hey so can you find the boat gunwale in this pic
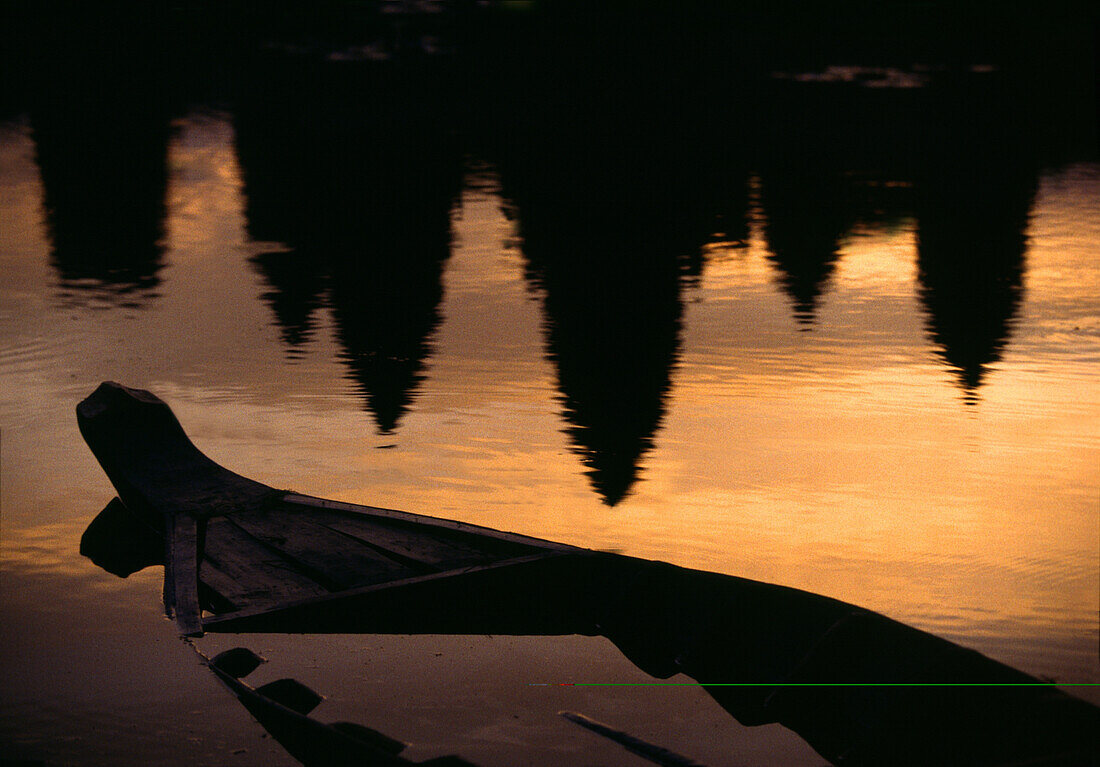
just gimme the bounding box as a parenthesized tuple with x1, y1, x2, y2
(280, 492, 587, 554)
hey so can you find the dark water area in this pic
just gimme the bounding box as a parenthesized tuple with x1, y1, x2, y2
(1, 2, 1097, 765)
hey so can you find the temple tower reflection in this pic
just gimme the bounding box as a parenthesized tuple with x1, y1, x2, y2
(490, 87, 725, 504)
(758, 163, 850, 329)
(915, 168, 1034, 397)
(29, 11, 171, 306)
(914, 71, 1037, 399)
(234, 52, 461, 432)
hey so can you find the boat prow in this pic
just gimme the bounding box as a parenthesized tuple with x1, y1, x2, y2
(78, 381, 600, 638)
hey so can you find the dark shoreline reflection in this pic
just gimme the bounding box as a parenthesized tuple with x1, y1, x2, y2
(11, 0, 1094, 494)
(233, 50, 461, 433)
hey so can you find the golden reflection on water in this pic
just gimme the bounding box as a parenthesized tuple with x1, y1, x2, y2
(1, 111, 1097, 722)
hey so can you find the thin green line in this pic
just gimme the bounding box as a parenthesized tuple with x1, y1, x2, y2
(541, 683, 1099, 687)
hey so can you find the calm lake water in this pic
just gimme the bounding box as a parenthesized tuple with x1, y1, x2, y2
(1, 4, 1097, 765)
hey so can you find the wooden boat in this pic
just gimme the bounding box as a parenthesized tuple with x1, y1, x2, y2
(77, 381, 603, 638)
(78, 382, 1099, 766)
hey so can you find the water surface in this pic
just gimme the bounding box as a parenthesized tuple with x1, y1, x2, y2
(1, 5, 1097, 765)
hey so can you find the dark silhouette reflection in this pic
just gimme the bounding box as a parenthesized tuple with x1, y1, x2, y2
(249, 250, 326, 352)
(748, 60, 1043, 387)
(751, 71, 897, 330)
(478, 24, 746, 503)
(80, 498, 164, 577)
(916, 169, 1033, 396)
(518, 208, 685, 507)
(915, 73, 1038, 399)
(27, 8, 171, 306)
(749, 63, 927, 330)
(329, 216, 452, 434)
(13, 0, 1092, 491)
(79, 382, 1100, 767)
(234, 53, 460, 431)
(501, 172, 693, 505)
(759, 164, 852, 329)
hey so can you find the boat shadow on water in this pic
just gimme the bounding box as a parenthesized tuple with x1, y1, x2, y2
(77, 382, 1099, 767)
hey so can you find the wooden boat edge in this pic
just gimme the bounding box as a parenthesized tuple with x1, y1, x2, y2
(281, 493, 586, 555)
